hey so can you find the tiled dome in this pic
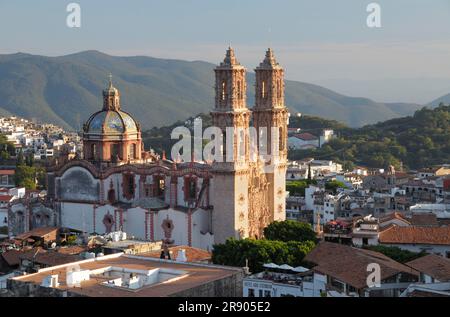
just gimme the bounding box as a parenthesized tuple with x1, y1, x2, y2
(85, 110, 138, 134)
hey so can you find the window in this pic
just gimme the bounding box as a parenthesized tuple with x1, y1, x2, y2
(91, 144, 97, 160)
(264, 290, 271, 297)
(258, 289, 263, 297)
(221, 81, 226, 101)
(129, 143, 137, 159)
(184, 177, 197, 201)
(363, 238, 369, 246)
(262, 81, 266, 99)
(237, 80, 242, 99)
(122, 174, 135, 200)
(248, 288, 255, 297)
(108, 188, 116, 204)
(153, 175, 165, 197)
(111, 144, 120, 161)
(1, 175, 7, 185)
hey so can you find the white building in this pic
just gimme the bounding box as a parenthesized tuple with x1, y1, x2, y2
(243, 267, 326, 297)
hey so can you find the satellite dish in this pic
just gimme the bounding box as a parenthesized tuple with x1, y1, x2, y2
(50, 242, 57, 249)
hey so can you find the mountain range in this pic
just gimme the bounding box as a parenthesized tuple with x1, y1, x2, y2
(0, 50, 429, 130)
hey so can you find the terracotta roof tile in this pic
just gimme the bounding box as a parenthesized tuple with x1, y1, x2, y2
(379, 226, 450, 245)
(406, 254, 450, 282)
(304, 242, 418, 289)
(410, 213, 439, 227)
(292, 133, 318, 141)
(1, 250, 22, 266)
(139, 246, 211, 263)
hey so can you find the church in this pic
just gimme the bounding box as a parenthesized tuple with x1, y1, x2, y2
(41, 48, 288, 250)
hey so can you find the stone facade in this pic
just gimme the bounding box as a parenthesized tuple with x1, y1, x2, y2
(42, 48, 288, 249)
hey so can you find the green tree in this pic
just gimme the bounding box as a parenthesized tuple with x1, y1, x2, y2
(325, 180, 346, 193)
(364, 245, 426, 263)
(14, 165, 37, 189)
(16, 149, 24, 165)
(264, 220, 317, 243)
(212, 238, 315, 273)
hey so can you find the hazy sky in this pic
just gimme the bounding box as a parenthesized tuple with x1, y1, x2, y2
(1, 0, 450, 103)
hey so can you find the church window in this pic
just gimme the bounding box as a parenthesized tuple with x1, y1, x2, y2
(111, 144, 120, 161)
(237, 80, 243, 99)
(277, 79, 282, 98)
(153, 175, 165, 197)
(108, 188, 116, 204)
(91, 144, 97, 160)
(129, 143, 137, 159)
(122, 174, 135, 200)
(279, 127, 283, 151)
(221, 81, 226, 101)
(184, 177, 197, 201)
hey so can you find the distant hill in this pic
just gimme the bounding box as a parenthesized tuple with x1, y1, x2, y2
(289, 104, 450, 170)
(428, 93, 450, 107)
(0, 50, 422, 130)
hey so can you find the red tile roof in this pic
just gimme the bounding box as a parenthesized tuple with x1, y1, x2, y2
(406, 254, 450, 282)
(140, 246, 211, 263)
(0, 195, 14, 202)
(292, 133, 318, 141)
(15, 227, 58, 241)
(1, 250, 22, 266)
(379, 226, 450, 245)
(410, 213, 439, 227)
(304, 242, 418, 289)
(0, 170, 15, 175)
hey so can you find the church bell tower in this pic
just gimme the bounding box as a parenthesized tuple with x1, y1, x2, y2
(253, 48, 288, 222)
(211, 47, 252, 244)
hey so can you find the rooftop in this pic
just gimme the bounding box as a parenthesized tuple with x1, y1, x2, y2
(406, 254, 450, 282)
(11, 253, 243, 297)
(304, 242, 418, 289)
(379, 226, 450, 245)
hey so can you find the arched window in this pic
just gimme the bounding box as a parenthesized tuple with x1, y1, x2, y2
(129, 143, 137, 159)
(279, 127, 283, 151)
(277, 79, 282, 98)
(91, 144, 97, 160)
(108, 188, 116, 204)
(111, 144, 120, 161)
(237, 80, 242, 99)
(221, 81, 226, 101)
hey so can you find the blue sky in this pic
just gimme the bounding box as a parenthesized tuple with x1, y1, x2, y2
(1, 0, 450, 103)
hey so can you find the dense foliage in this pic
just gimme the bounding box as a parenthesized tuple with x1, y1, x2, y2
(212, 238, 316, 273)
(0, 134, 15, 161)
(212, 220, 317, 272)
(364, 245, 426, 263)
(289, 104, 450, 170)
(286, 179, 316, 196)
(325, 180, 346, 193)
(263, 220, 317, 243)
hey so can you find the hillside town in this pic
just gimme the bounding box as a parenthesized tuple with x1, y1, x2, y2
(0, 49, 449, 299)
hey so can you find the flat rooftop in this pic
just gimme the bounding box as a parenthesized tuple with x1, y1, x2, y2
(11, 253, 242, 297)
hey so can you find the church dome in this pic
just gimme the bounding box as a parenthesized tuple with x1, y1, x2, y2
(83, 75, 140, 135)
(85, 110, 139, 134)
